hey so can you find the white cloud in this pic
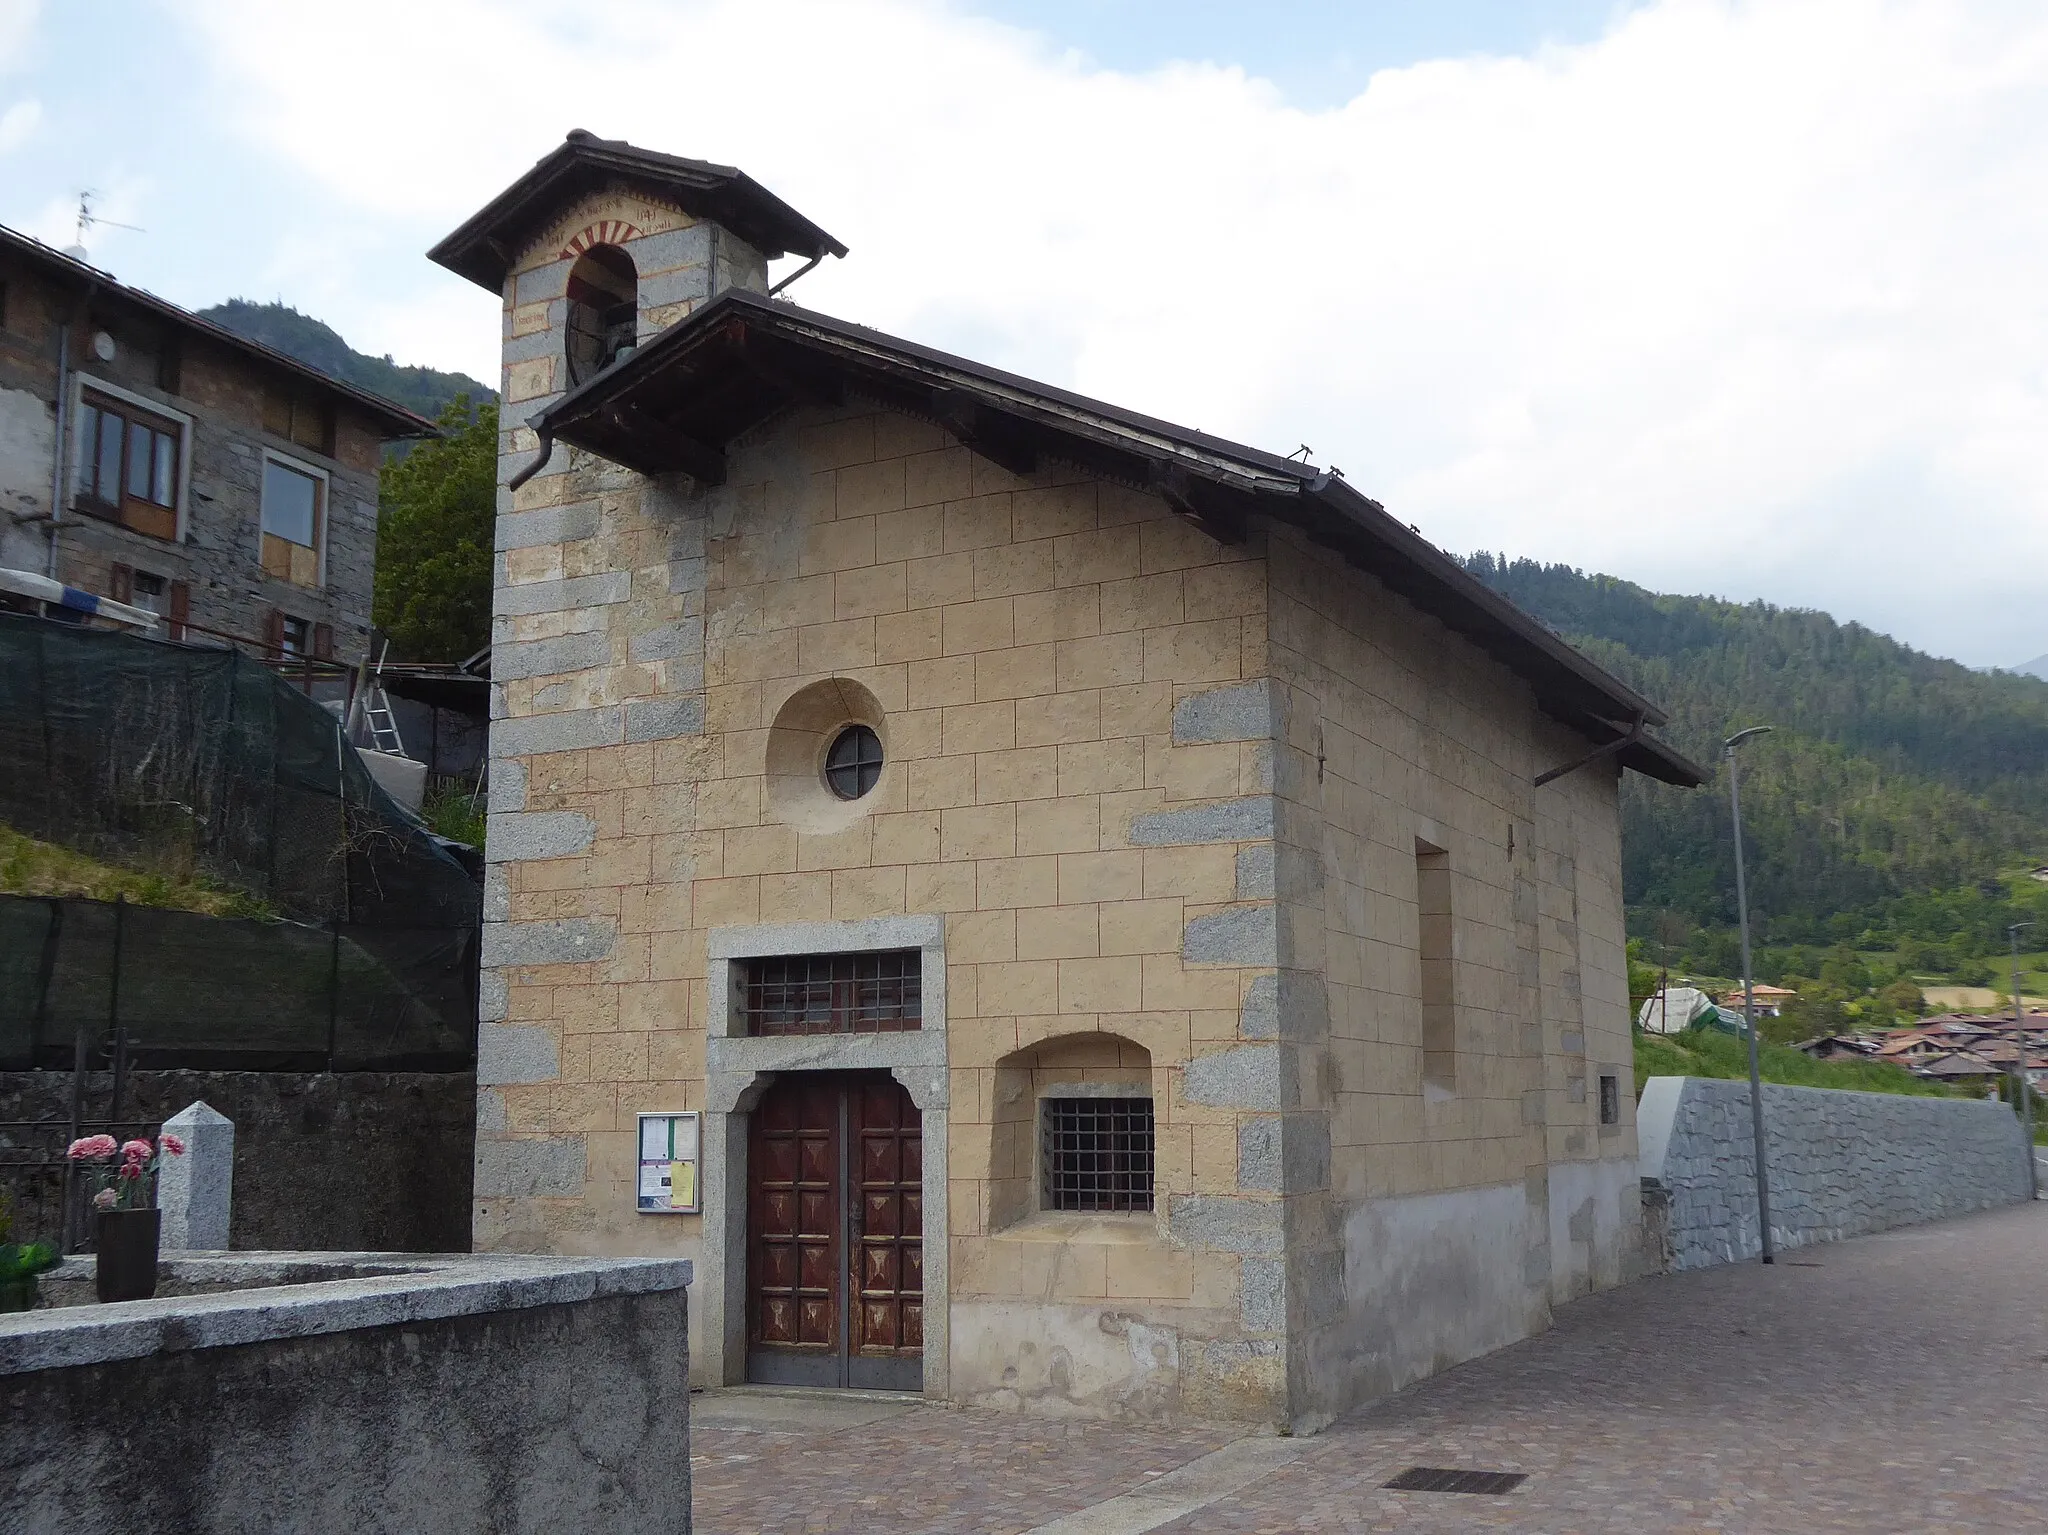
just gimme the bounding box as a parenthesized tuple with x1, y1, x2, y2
(171, 0, 2048, 664)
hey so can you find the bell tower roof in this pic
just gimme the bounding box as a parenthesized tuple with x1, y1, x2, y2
(429, 129, 846, 292)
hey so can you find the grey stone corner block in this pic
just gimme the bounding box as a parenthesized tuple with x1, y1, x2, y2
(1184, 1043, 1290, 1110)
(1234, 844, 1275, 900)
(494, 570, 633, 619)
(1239, 970, 1328, 1042)
(624, 695, 705, 744)
(1238, 1254, 1286, 1332)
(489, 631, 612, 683)
(1172, 679, 1274, 745)
(490, 705, 625, 760)
(495, 501, 599, 551)
(486, 758, 528, 815)
(484, 809, 597, 865)
(480, 917, 617, 969)
(478, 968, 510, 1024)
(477, 1023, 562, 1086)
(474, 1136, 587, 1199)
(158, 1101, 233, 1252)
(1128, 795, 1274, 849)
(627, 623, 704, 664)
(1183, 904, 1279, 967)
(1167, 1194, 1285, 1255)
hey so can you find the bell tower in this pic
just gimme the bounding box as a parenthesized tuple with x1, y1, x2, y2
(431, 129, 845, 491)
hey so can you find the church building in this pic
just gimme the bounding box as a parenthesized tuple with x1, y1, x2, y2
(432, 132, 1703, 1429)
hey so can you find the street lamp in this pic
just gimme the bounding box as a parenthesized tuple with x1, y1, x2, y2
(1726, 725, 1775, 1264)
(2010, 922, 2038, 1199)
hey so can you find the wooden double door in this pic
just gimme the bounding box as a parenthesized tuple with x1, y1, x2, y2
(747, 1072, 924, 1391)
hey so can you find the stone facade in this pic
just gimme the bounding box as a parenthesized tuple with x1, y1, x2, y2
(0, 231, 422, 658)
(1638, 1075, 2033, 1270)
(460, 148, 1668, 1430)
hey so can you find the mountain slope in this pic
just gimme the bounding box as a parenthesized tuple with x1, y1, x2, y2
(197, 300, 494, 420)
(1463, 554, 2048, 974)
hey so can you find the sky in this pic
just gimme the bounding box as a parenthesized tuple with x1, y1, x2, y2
(2, 0, 2043, 670)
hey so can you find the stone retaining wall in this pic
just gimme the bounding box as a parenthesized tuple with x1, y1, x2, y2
(1637, 1076, 2032, 1270)
(0, 1253, 691, 1532)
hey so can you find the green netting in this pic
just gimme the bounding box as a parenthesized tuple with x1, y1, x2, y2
(0, 897, 476, 1070)
(0, 612, 480, 930)
(0, 614, 479, 1069)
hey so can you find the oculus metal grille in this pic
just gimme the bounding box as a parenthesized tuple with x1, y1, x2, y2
(1382, 1467, 1528, 1496)
(1042, 1097, 1154, 1212)
(825, 725, 884, 800)
(742, 951, 921, 1036)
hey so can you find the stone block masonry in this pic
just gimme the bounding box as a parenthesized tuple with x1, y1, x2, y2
(1637, 1075, 2033, 1270)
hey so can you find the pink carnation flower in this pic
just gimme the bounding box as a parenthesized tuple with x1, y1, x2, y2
(67, 1134, 118, 1160)
(92, 1189, 117, 1210)
(120, 1139, 153, 1163)
(116, 1159, 143, 1180)
(158, 1133, 186, 1157)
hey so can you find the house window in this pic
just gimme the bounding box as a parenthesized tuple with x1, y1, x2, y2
(1599, 1074, 1620, 1127)
(1417, 840, 1456, 1094)
(260, 456, 325, 588)
(1042, 1097, 1154, 1213)
(564, 244, 638, 385)
(740, 951, 921, 1035)
(75, 390, 180, 540)
(130, 571, 166, 613)
(279, 615, 311, 657)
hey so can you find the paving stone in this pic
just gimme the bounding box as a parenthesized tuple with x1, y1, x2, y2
(691, 1203, 2048, 1533)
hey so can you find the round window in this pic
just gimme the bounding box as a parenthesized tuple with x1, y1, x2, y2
(824, 724, 884, 800)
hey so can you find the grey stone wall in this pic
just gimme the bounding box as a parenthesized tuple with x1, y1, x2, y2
(0, 1070, 473, 1252)
(0, 1253, 690, 1533)
(1637, 1076, 2033, 1270)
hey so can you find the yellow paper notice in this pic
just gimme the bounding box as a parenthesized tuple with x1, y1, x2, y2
(670, 1161, 696, 1210)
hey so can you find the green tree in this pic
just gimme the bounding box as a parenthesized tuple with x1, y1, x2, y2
(375, 398, 496, 661)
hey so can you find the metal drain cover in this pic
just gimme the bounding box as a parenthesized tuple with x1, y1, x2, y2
(1383, 1466, 1528, 1496)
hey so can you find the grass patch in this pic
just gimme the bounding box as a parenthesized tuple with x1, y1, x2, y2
(421, 786, 485, 848)
(0, 825, 272, 919)
(1634, 1024, 1962, 1099)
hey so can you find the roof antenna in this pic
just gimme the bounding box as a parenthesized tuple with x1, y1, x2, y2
(1286, 444, 1314, 462)
(71, 190, 145, 258)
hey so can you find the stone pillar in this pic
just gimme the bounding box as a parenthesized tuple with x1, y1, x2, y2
(159, 1102, 234, 1251)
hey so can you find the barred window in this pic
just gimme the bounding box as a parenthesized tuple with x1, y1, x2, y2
(741, 951, 921, 1036)
(1042, 1097, 1154, 1213)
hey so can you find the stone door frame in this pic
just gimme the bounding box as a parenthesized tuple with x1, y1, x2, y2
(700, 914, 949, 1396)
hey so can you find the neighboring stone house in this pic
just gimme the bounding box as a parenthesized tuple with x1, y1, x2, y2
(0, 225, 434, 659)
(436, 130, 1706, 1430)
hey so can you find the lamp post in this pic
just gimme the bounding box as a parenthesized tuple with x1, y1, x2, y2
(1726, 725, 1775, 1263)
(2010, 922, 2038, 1199)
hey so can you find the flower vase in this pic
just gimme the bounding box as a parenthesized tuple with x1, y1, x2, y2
(95, 1208, 160, 1303)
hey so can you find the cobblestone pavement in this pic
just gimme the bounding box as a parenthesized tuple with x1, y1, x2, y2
(693, 1202, 2048, 1534)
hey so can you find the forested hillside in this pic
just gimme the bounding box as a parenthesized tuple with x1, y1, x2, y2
(1464, 554, 2048, 1011)
(197, 300, 494, 420)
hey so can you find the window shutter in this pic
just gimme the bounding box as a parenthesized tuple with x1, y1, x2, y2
(108, 563, 133, 603)
(263, 607, 286, 657)
(312, 622, 334, 660)
(168, 581, 190, 642)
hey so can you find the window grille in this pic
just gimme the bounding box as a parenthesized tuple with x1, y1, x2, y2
(741, 951, 921, 1036)
(1042, 1097, 1154, 1212)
